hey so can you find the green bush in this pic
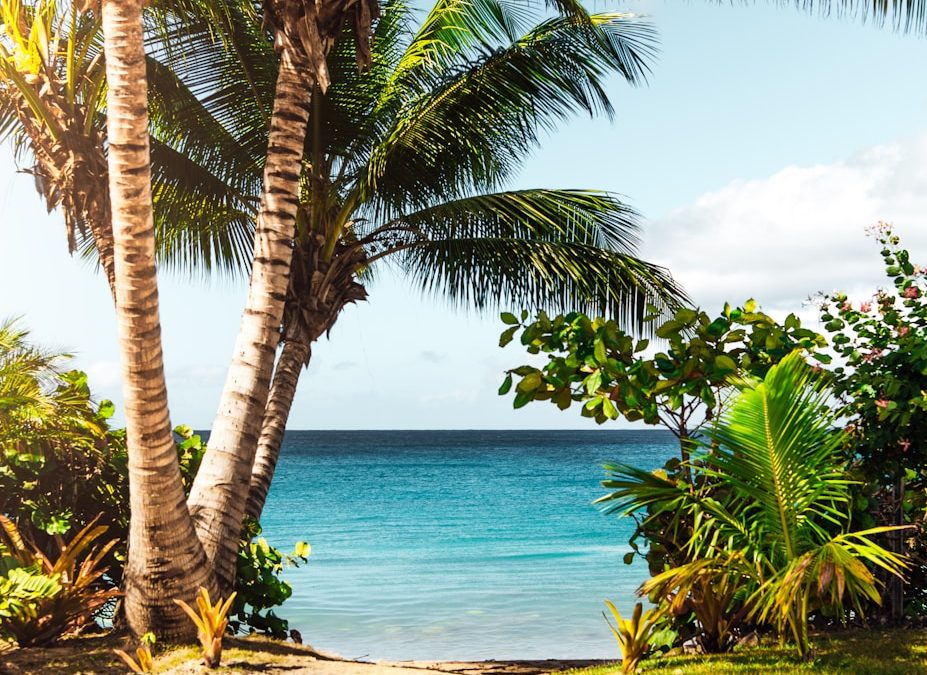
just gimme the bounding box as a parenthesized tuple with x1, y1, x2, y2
(0, 514, 120, 646)
(230, 517, 310, 639)
(601, 353, 906, 658)
(819, 224, 927, 619)
(0, 319, 307, 638)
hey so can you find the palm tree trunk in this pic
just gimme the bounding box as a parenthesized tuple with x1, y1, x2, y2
(101, 0, 215, 639)
(245, 337, 312, 522)
(186, 48, 312, 593)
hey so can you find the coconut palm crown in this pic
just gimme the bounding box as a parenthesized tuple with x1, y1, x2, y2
(151, 0, 690, 519)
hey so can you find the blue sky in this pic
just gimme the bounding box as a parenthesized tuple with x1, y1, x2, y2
(1, 0, 926, 429)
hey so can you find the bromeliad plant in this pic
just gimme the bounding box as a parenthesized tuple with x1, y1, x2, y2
(0, 514, 120, 646)
(174, 587, 237, 668)
(113, 632, 156, 674)
(600, 352, 908, 658)
(603, 600, 669, 674)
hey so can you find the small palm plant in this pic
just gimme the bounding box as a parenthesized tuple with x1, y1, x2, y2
(603, 600, 664, 674)
(614, 352, 907, 658)
(113, 632, 155, 674)
(174, 587, 236, 668)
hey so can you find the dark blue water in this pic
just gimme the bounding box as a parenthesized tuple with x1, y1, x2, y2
(260, 430, 676, 661)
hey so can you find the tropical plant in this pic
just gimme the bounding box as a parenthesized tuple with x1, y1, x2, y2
(603, 600, 668, 673)
(819, 223, 927, 619)
(143, 0, 687, 592)
(232, 0, 686, 529)
(98, 0, 217, 639)
(175, 587, 237, 668)
(0, 568, 61, 640)
(600, 352, 908, 658)
(113, 633, 156, 674)
(183, 0, 382, 595)
(0, 0, 115, 292)
(0, 319, 129, 574)
(230, 517, 310, 638)
(0, 514, 120, 646)
(499, 302, 827, 459)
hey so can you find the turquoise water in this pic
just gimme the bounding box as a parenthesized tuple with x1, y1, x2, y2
(260, 430, 676, 661)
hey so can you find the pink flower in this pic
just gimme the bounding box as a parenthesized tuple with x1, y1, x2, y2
(904, 286, 920, 299)
(840, 301, 852, 312)
(862, 348, 883, 363)
(899, 326, 911, 337)
(859, 302, 872, 313)
(875, 399, 891, 410)
(900, 439, 911, 453)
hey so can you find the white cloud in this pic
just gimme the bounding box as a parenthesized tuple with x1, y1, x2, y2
(643, 133, 927, 315)
(84, 360, 121, 388)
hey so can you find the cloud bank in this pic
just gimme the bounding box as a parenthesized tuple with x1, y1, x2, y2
(643, 134, 927, 315)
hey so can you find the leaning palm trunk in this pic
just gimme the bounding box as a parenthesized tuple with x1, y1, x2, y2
(245, 336, 311, 522)
(188, 0, 378, 587)
(246, 237, 368, 521)
(101, 0, 214, 638)
(186, 47, 315, 592)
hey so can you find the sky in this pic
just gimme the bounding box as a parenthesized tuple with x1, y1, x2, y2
(1, 1, 926, 430)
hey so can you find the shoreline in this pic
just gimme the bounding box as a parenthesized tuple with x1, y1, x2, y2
(0, 634, 615, 675)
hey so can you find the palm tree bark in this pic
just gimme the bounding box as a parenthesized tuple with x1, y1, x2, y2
(101, 0, 215, 638)
(244, 237, 368, 522)
(245, 336, 311, 521)
(186, 48, 312, 593)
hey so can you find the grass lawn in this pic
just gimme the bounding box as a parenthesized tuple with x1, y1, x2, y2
(565, 629, 927, 675)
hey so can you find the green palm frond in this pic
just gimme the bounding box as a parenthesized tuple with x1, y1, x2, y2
(394, 236, 680, 323)
(0, 318, 67, 424)
(704, 353, 850, 560)
(387, 0, 534, 92)
(596, 463, 690, 518)
(370, 189, 642, 251)
(359, 13, 657, 212)
(149, 138, 255, 277)
(785, 0, 927, 33)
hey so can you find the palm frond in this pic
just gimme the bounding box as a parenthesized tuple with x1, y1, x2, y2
(780, 0, 927, 33)
(392, 236, 681, 326)
(357, 13, 657, 215)
(703, 353, 849, 561)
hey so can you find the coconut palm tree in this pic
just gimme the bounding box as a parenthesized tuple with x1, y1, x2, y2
(183, 0, 382, 586)
(99, 0, 214, 638)
(0, 0, 115, 294)
(242, 1, 689, 521)
(149, 0, 687, 589)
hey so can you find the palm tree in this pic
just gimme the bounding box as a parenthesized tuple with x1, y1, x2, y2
(600, 352, 907, 657)
(182, 0, 382, 591)
(99, 0, 214, 638)
(152, 0, 686, 580)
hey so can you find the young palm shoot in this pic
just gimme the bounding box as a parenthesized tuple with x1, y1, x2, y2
(603, 600, 663, 674)
(174, 587, 237, 668)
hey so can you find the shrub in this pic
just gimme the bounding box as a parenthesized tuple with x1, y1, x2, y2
(230, 517, 310, 638)
(0, 320, 306, 637)
(606, 353, 907, 658)
(0, 514, 120, 646)
(819, 223, 927, 619)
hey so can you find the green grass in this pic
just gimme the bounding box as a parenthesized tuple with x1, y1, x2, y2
(565, 629, 927, 675)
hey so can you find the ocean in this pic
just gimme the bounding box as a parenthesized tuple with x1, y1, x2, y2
(259, 429, 677, 661)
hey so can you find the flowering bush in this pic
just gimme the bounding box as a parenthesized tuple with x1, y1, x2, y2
(819, 222, 927, 618)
